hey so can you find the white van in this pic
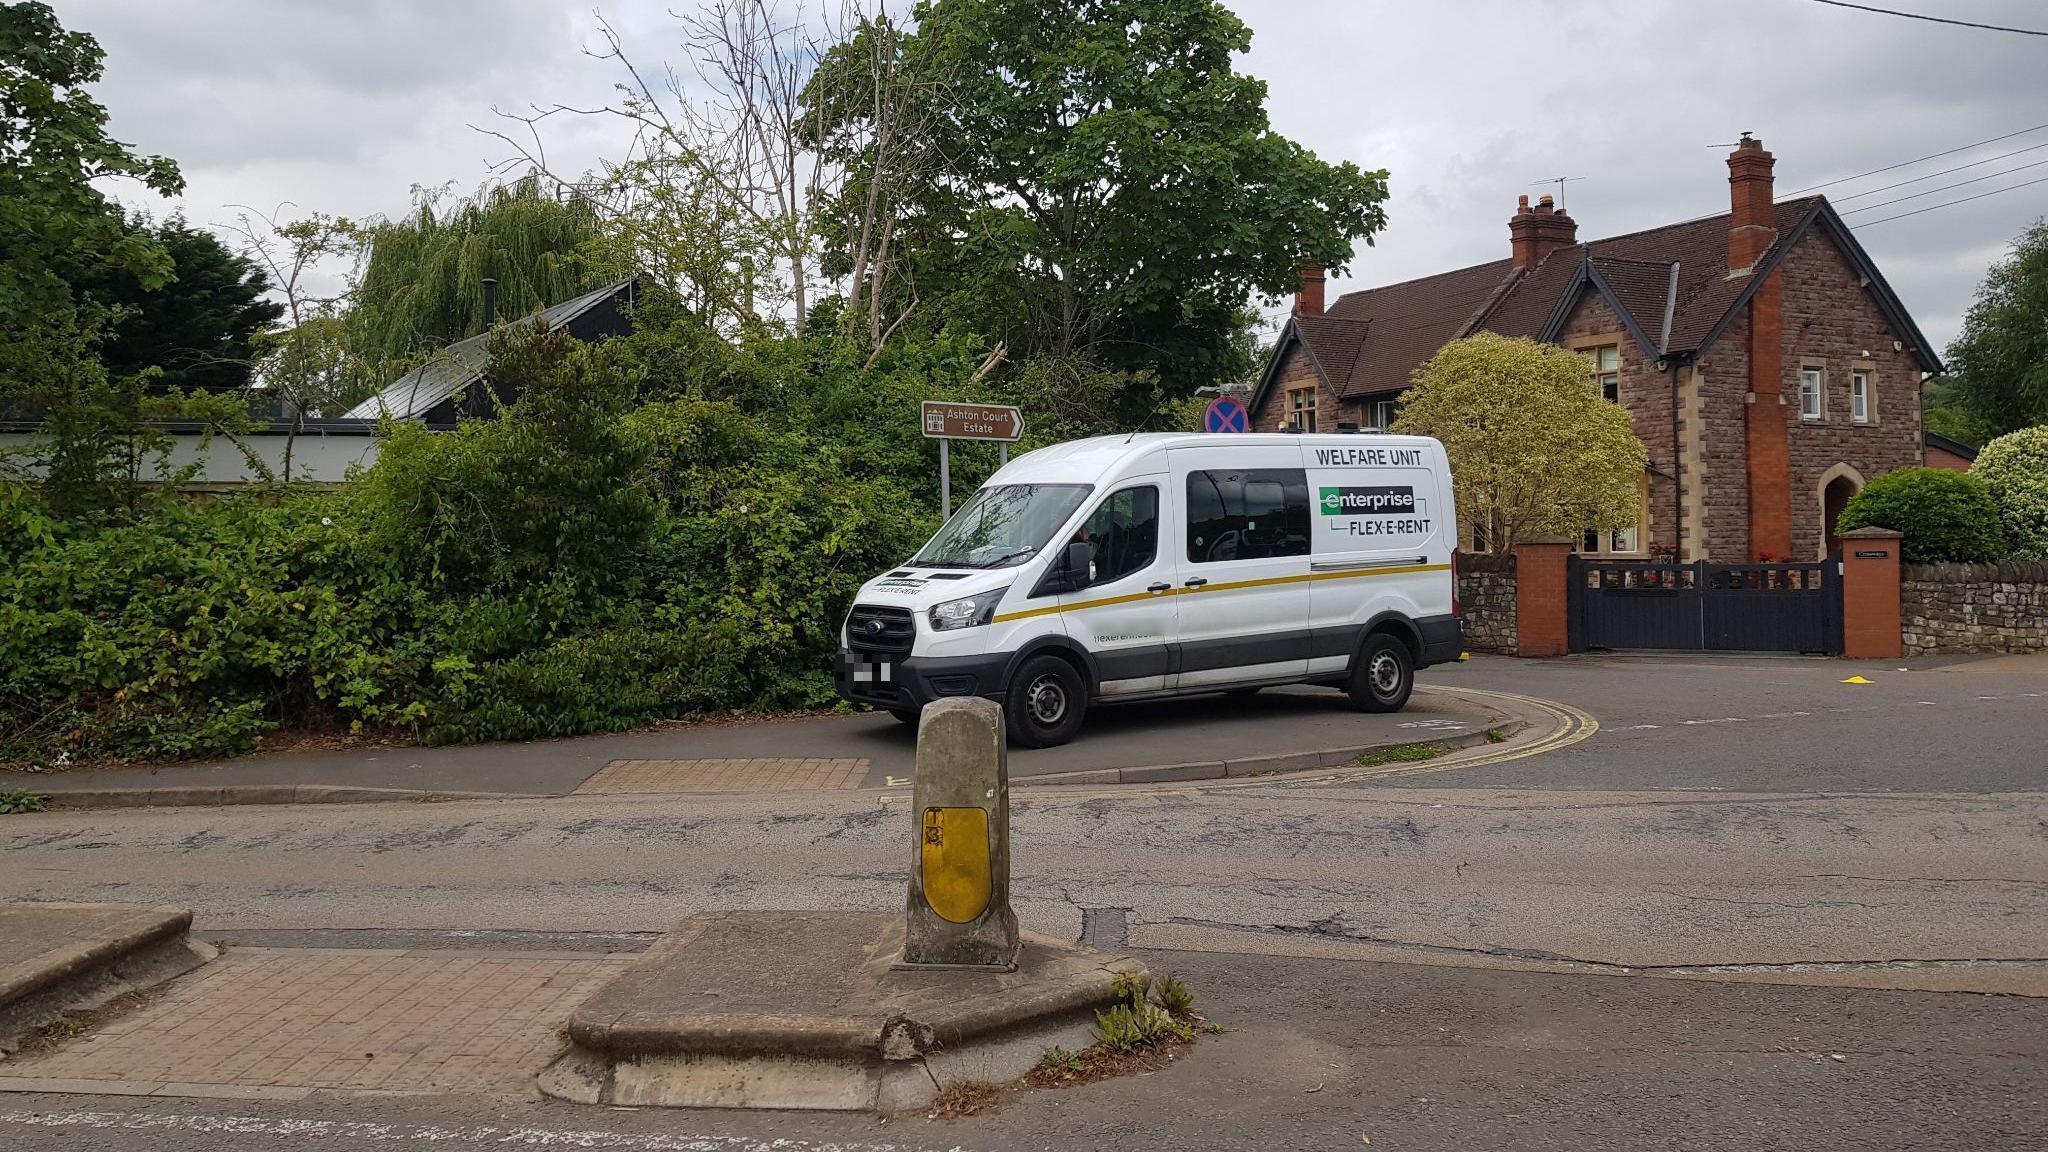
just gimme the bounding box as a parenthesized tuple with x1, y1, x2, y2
(838, 432, 1463, 747)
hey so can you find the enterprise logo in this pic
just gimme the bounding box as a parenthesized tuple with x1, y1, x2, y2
(1319, 485, 1416, 516)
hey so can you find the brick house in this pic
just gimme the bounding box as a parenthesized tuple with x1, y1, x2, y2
(1248, 136, 1944, 562)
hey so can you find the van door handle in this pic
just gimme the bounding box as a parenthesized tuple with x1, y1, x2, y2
(1183, 578, 1208, 589)
(1147, 582, 1171, 594)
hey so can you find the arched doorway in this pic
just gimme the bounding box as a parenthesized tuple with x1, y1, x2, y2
(1823, 474, 1860, 558)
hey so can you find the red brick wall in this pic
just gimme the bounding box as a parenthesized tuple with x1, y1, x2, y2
(1695, 312, 1753, 561)
(1841, 531, 1903, 659)
(1774, 230, 1926, 559)
(1252, 340, 1351, 432)
(1512, 540, 1573, 657)
(1925, 444, 1972, 471)
(1556, 292, 1678, 556)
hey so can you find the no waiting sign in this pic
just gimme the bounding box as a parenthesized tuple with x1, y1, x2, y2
(922, 401, 1024, 442)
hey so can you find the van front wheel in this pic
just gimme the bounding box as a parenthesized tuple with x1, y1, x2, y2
(1347, 634, 1413, 713)
(1005, 655, 1088, 748)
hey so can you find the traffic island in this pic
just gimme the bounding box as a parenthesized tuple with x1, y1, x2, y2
(0, 902, 213, 1054)
(538, 909, 1143, 1111)
(540, 698, 1146, 1112)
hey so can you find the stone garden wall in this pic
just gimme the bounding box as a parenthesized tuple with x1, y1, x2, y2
(1457, 553, 1518, 654)
(1901, 563, 2048, 656)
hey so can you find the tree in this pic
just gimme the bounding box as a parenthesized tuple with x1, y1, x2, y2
(226, 207, 359, 481)
(0, 2, 187, 514)
(1391, 333, 1645, 552)
(348, 177, 605, 366)
(840, 0, 1388, 387)
(1943, 219, 2048, 439)
(77, 214, 283, 393)
(1972, 425, 2048, 561)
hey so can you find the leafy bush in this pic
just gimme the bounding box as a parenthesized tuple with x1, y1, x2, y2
(1972, 426, 2048, 561)
(0, 322, 938, 765)
(1835, 468, 2008, 564)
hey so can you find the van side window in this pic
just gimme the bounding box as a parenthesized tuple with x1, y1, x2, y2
(1075, 485, 1159, 583)
(1186, 469, 1310, 563)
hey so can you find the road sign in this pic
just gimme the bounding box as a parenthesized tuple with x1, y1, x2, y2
(1203, 395, 1250, 433)
(921, 401, 1024, 442)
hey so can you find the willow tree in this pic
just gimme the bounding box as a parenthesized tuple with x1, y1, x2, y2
(347, 176, 605, 367)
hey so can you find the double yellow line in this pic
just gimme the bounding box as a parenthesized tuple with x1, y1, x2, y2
(992, 563, 1454, 624)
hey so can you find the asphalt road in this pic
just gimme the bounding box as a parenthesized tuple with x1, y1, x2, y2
(1, 652, 2042, 1149)
(1429, 652, 2048, 793)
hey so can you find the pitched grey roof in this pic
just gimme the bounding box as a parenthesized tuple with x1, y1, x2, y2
(340, 278, 636, 420)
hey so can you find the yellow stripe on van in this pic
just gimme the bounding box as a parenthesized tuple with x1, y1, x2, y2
(990, 563, 1451, 623)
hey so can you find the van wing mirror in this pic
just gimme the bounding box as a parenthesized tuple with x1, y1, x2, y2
(1063, 541, 1094, 591)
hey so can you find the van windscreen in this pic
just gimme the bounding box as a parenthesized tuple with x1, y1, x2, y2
(912, 484, 1093, 569)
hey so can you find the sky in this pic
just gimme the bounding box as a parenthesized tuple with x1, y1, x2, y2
(60, 0, 2048, 357)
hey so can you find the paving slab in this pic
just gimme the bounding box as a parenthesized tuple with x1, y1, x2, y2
(542, 910, 1142, 1111)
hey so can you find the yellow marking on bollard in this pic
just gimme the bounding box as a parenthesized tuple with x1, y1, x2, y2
(920, 807, 992, 924)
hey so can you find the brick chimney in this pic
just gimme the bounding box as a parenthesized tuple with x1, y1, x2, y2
(1509, 194, 1578, 269)
(1727, 133, 1777, 273)
(1295, 264, 1326, 317)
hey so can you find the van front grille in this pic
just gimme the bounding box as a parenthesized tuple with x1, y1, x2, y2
(847, 604, 915, 657)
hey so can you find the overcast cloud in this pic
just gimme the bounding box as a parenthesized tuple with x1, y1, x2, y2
(61, 0, 2048, 356)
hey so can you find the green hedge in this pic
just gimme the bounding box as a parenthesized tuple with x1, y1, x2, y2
(1835, 467, 2007, 564)
(0, 326, 934, 768)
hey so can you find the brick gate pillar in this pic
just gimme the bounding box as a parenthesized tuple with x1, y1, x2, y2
(1513, 537, 1576, 657)
(1839, 527, 1903, 659)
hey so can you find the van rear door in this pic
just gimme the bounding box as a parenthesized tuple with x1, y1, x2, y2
(1304, 441, 1448, 676)
(1167, 444, 1312, 688)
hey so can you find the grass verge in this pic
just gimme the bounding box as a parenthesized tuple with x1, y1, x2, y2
(1352, 742, 1448, 768)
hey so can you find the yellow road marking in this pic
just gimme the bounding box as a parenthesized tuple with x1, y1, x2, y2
(991, 563, 1453, 624)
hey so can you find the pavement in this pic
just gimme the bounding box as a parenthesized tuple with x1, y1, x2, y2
(14, 675, 1520, 803)
(0, 947, 2040, 1151)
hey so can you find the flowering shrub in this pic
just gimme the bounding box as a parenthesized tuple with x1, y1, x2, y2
(1972, 426, 2048, 561)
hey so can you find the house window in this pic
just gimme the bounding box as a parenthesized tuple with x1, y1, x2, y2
(1286, 385, 1317, 432)
(1582, 525, 1642, 556)
(1584, 344, 1621, 403)
(1370, 399, 1399, 430)
(1800, 367, 1825, 421)
(1579, 475, 1649, 556)
(1851, 370, 1871, 424)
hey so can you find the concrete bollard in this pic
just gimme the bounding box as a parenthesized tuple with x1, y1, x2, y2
(899, 697, 1020, 971)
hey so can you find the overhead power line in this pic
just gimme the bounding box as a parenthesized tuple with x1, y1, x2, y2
(1782, 121, 2048, 197)
(1855, 172, 2048, 227)
(1841, 156, 2048, 214)
(1832, 139, 2048, 203)
(1803, 0, 2048, 37)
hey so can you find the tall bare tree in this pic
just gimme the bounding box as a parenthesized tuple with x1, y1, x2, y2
(225, 206, 359, 483)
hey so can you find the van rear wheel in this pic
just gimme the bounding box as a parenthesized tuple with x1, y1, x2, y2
(1005, 655, 1088, 748)
(1347, 634, 1413, 713)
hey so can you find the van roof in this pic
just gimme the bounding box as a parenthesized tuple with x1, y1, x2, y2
(990, 431, 1442, 485)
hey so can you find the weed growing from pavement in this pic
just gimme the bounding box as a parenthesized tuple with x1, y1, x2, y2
(0, 789, 49, 814)
(1486, 727, 1507, 743)
(1353, 743, 1447, 767)
(1023, 971, 1212, 1091)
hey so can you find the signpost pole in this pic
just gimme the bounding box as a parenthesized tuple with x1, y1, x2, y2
(939, 438, 951, 520)
(998, 443, 1008, 468)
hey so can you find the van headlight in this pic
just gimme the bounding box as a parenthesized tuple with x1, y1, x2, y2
(929, 588, 1008, 631)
